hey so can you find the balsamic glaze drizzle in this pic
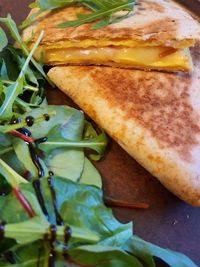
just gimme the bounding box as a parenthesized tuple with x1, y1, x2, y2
(35, 137, 48, 144)
(19, 127, 45, 178)
(32, 180, 49, 221)
(49, 171, 54, 177)
(25, 116, 35, 127)
(5, 114, 74, 266)
(48, 225, 57, 267)
(10, 118, 22, 125)
(48, 176, 64, 226)
(43, 114, 50, 121)
(29, 143, 44, 178)
(63, 226, 72, 259)
(18, 127, 32, 137)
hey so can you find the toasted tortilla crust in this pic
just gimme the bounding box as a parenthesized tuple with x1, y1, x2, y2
(48, 44, 200, 206)
(22, 0, 200, 48)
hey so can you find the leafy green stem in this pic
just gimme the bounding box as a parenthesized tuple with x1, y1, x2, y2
(4, 220, 100, 244)
(42, 139, 106, 149)
(0, 159, 35, 217)
(40, 133, 107, 158)
(0, 111, 56, 133)
(0, 159, 27, 188)
(9, 130, 34, 143)
(13, 188, 35, 218)
(2, 80, 39, 92)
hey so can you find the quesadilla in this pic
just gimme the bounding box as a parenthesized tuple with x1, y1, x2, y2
(48, 43, 200, 206)
(22, 0, 200, 72)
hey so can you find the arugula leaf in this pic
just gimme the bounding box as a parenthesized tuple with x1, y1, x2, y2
(0, 47, 23, 81)
(22, 0, 136, 30)
(57, 1, 135, 29)
(0, 15, 52, 85)
(0, 31, 44, 120)
(38, 0, 75, 10)
(0, 28, 8, 52)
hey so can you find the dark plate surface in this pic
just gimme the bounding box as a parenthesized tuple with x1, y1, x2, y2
(0, 1, 200, 266)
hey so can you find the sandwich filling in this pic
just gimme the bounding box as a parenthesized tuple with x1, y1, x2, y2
(34, 45, 192, 72)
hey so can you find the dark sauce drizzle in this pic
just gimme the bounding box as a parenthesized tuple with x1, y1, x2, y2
(25, 116, 35, 127)
(18, 127, 32, 137)
(32, 179, 49, 221)
(19, 119, 49, 222)
(35, 137, 48, 145)
(19, 128, 45, 178)
(29, 143, 44, 178)
(10, 118, 22, 125)
(48, 224, 57, 267)
(63, 226, 72, 259)
(8, 115, 73, 266)
(43, 114, 50, 121)
(48, 175, 64, 226)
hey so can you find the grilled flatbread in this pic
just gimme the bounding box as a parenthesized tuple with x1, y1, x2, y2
(48, 44, 200, 206)
(22, 0, 200, 72)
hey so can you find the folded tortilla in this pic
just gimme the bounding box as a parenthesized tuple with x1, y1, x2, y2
(22, 0, 200, 72)
(48, 44, 200, 206)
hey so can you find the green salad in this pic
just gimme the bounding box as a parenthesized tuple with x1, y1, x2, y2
(0, 12, 198, 267)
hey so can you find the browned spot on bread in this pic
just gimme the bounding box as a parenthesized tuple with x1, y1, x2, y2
(136, 0, 165, 13)
(90, 66, 200, 161)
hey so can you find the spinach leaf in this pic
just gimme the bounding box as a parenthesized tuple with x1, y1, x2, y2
(45, 148, 85, 181)
(21, 105, 84, 139)
(0, 175, 196, 267)
(124, 236, 198, 267)
(12, 138, 38, 178)
(79, 157, 102, 188)
(0, 28, 8, 52)
(69, 245, 143, 267)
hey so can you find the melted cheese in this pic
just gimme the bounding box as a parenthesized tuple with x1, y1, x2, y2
(35, 46, 191, 72)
